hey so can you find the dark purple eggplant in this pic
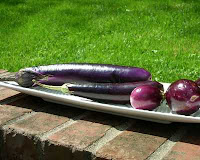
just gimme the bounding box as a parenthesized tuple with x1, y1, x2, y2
(33, 80, 163, 104)
(15, 63, 151, 87)
(165, 79, 200, 115)
(130, 85, 163, 110)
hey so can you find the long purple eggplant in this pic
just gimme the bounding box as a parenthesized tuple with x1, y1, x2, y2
(33, 80, 163, 104)
(15, 63, 152, 87)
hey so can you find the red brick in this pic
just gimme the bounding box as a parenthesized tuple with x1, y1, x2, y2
(0, 88, 22, 102)
(0, 97, 39, 160)
(37, 100, 86, 118)
(0, 70, 7, 74)
(163, 124, 200, 160)
(3, 112, 69, 160)
(95, 121, 178, 160)
(44, 112, 127, 160)
(0, 96, 55, 126)
(0, 85, 5, 90)
(3, 99, 85, 160)
(44, 143, 73, 160)
(0, 105, 31, 126)
(7, 112, 69, 134)
(48, 112, 126, 148)
(8, 96, 46, 110)
(43, 142, 91, 160)
(4, 132, 38, 160)
(9, 95, 85, 116)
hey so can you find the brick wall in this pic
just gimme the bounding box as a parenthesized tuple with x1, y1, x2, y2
(0, 70, 200, 160)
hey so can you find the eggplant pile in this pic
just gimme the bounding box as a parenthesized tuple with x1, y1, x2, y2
(11, 63, 164, 105)
(8, 63, 200, 116)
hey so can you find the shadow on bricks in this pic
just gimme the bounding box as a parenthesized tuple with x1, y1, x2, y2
(7, 95, 129, 127)
(178, 123, 200, 145)
(0, 91, 25, 105)
(8, 95, 87, 118)
(125, 120, 181, 140)
(5, 94, 187, 137)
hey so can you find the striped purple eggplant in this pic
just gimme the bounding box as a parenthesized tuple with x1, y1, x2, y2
(33, 80, 163, 104)
(15, 63, 152, 87)
(165, 79, 200, 115)
(130, 85, 163, 110)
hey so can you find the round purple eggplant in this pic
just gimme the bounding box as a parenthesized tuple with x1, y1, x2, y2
(165, 79, 200, 115)
(130, 85, 163, 110)
(15, 63, 151, 87)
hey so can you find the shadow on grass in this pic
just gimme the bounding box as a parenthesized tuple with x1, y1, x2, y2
(0, 0, 60, 35)
(56, 0, 127, 31)
(1, 0, 126, 32)
(0, 0, 25, 6)
(181, 0, 200, 3)
(16, 1, 58, 16)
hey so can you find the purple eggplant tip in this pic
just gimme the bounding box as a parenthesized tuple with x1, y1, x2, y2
(15, 69, 43, 87)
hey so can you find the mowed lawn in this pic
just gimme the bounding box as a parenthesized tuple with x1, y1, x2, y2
(0, 0, 200, 83)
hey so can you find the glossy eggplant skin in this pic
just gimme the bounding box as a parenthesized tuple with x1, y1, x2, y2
(165, 79, 200, 115)
(130, 85, 163, 110)
(65, 81, 163, 104)
(15, 63, 151, 87)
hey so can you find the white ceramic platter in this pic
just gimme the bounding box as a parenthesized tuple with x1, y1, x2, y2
(1, 81, 200, 124)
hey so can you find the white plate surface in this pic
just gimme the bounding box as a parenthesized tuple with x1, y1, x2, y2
(1, 81, 200, 124)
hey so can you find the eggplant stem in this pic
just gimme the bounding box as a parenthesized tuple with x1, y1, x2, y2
(39, 74, 53, 81)
(161, 90, 165, 96)
(32, 80, 72, 94)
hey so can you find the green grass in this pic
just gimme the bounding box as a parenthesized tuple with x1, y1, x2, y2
(0, 0, 200, 83)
